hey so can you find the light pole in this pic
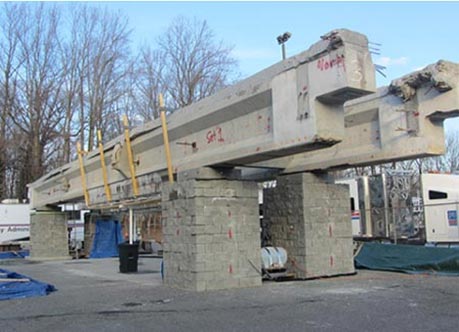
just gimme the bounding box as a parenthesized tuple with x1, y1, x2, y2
(277, 32, 292, 60)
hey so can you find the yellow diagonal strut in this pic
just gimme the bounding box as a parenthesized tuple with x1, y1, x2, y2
(123, 115, 140, 196)
(159, 93, 174, 183)
(76, 142, 90, 206)
(97, 130, 112, 202)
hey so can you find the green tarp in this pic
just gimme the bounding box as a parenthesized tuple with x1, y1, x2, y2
(355, 243, 459, 275)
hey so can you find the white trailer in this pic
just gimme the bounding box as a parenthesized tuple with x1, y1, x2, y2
(60, 204, 89, 250)
(0, 203, 30, 243)
(339, 173, 459, 244)
(335, 178, 362, 236)
(422, 173, 459, 243)
(0, 202, 89, 247)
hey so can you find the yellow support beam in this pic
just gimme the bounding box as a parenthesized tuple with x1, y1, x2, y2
(123, 115, 140, 197)
(97, 130, 112, 202)
(159, 93, 174, 183)
(76, 142, 90, 206)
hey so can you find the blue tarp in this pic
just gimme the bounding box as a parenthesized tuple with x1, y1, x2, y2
(0, 250, 29, 259)
(0, 268, 56, 301)
(90, 219, 124, 258)
(355, 242, 459, 275)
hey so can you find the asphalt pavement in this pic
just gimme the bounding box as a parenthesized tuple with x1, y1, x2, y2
(1, 256, 458, 332)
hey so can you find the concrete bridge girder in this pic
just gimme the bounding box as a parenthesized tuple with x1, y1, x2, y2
(28, 30, 459, 210)
(29, 29, 376, 208)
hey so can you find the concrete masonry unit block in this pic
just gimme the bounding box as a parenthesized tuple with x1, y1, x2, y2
(264, 172, 354, 279)
(162, 171, 261, 291)
(30, 211, 71, 260)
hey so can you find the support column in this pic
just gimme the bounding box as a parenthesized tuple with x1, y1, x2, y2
(264, 172, 354, 279)
(161, 167, 261, 291)
(30, 211, 70, 260)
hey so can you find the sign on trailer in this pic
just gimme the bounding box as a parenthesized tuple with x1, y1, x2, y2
(0, 204, 30, 243)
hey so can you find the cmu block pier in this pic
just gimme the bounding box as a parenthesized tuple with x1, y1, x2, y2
(264, 173, 354, 279)
(161, 168, 261, 291)
(30, 211, 70, 260)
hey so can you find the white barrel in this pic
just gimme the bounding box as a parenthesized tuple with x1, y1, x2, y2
(261, 247, 288, 270)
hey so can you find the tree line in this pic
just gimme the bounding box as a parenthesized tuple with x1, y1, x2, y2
(0, 3, 237, 200)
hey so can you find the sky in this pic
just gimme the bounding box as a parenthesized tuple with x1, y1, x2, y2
(94, 1, 459, 131)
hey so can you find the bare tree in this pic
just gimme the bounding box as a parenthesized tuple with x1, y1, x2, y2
(441, 131, 459, 172)
(420, 131, 459, 173)
(132, 47, 167, 122)
(158, 16, 237, 108)
(5, 4, 66, 199)
(0, 3, 23, 199)
(86, 7, 131, 151)
(68, 5, 132, 151)
(59, 5, 83, 164)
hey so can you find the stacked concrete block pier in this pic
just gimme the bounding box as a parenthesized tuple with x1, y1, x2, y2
(161, 168, 261, 291)
(264, 173, 354, 279)
(30, 211, 70, 260)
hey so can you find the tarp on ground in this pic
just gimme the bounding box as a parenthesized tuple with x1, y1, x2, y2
(0, 268, 56, 301)
(355, 242, 459, 275)
(0, 250, 29, 259)
(90, 219, 124, 258)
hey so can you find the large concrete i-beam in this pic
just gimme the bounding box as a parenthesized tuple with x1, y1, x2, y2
(29, 30, 459, 209)
(29, 29, 378, 208)
(27, 29, 459, 290)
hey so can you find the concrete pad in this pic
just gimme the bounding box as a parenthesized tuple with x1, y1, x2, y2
(1, 258, 459, 332)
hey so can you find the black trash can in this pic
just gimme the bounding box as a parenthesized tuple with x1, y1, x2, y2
(118, 242, 139, 273)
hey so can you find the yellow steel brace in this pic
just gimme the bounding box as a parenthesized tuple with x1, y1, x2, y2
(97, 130, 112, 202)
(123, 115, 140, 196)
(76, 142, 90, 206)
(159, 94, 174, 183)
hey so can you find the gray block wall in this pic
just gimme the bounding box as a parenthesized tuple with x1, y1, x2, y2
(30, 211, 70, 260)
(161, 168, 261, 291)
(264, 173, 354, 278)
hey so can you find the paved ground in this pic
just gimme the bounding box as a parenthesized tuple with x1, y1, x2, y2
(1, 256, 459, 332)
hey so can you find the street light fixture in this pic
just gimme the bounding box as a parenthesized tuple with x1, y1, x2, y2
(277, 32, 292, 60)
